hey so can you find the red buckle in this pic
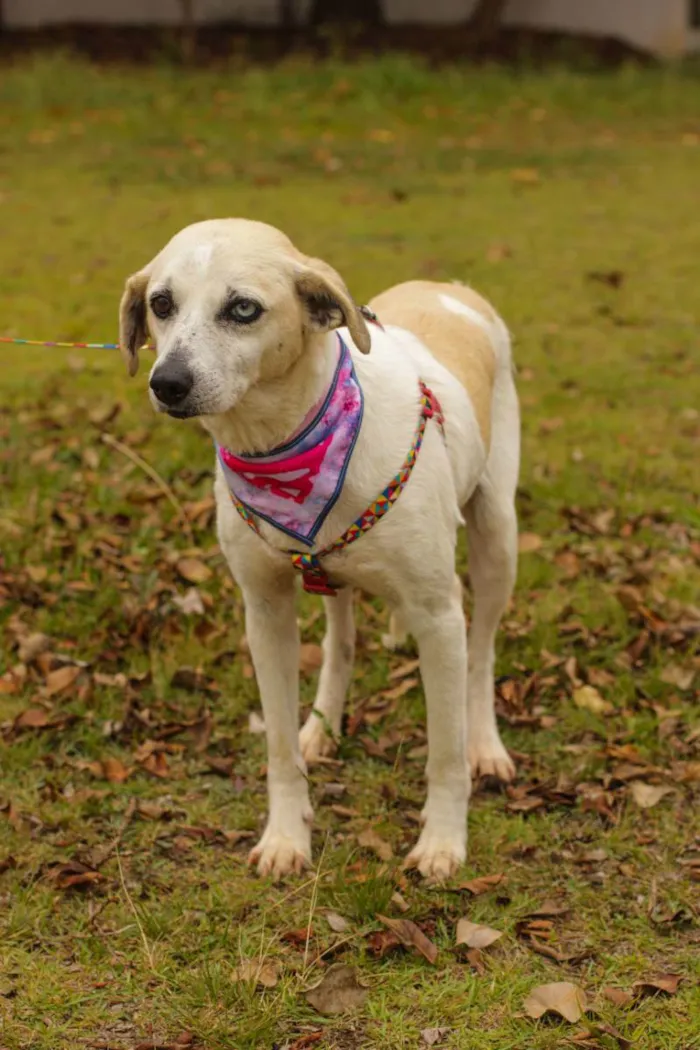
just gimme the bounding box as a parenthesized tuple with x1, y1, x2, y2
(302, 569, 338, 597)
(421, 385, 444, 426)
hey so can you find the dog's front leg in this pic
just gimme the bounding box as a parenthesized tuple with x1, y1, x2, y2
(244, 583, 313, 879)
(404, 577, 470, 881)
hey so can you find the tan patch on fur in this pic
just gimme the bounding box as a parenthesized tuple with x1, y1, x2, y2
(369, 280, 497, 446)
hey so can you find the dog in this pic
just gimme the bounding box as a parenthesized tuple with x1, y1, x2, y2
(119, 219, 520, 881)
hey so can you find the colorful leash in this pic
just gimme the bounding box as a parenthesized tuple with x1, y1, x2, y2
(1, 336, 122, 351)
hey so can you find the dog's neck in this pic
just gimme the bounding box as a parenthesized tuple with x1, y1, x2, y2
(201, 332, 338, 455)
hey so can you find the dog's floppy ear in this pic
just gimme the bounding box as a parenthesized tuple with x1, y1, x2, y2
(118, 267, 151, 377)
(295, 257, 371, 354)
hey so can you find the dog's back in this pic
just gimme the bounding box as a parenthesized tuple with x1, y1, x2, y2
(369, 280, 505, 452)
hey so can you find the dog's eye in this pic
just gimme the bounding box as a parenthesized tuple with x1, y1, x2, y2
(150, 293, 173, 320)
(229, 298, 263, 324)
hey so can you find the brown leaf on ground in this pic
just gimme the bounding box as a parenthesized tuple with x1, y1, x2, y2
(204, 755, 235, 777)
(13, 707, 50, 730)
(660, 663, 695, 690)
(377, 915, 438, 964)
(138, 751, 171, 778)
(299, 643, 323, 676)
(523, 981, 588, 1023)
(287, 1033, 323, 1050)
(17, 632, 51, 663)
(324, 910, 349, 933)
(357, 827, 393, 861)
(176, 556, 212, 583)
(455, 918, 503, 950)
(172, 587, 206, 615)
(365, 928, 402, 958)
(421, 1028, 450, 1046)
(457, 873, 506, 895)
(388, 657, 420, 681)
(573, 685, 612, 715)
(232, 958, 280, 989)
(100, 756, 131, 783)
(281, 925, 313, 946)
(629, 781, 673, 809)
(518, 532, 543, 553)
(602, 986, 633, 1007)
(632, 973, 682, 998)
(524, 900, 570, 919)
(171, 666, 219, 694)
(47, 861, 103, 891)
(136, 801, 173, 821)
(305, 965, 368, 1015)
(44, 664, 82, 697)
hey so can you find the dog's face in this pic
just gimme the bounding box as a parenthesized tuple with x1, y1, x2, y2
(119, 219, 370, 419)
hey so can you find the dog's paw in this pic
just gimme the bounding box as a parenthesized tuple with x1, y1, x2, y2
(299, 712, 338, 764)
(248, 824, 312, 881)
(469, 734, 516, 782)
(404, 829, 466, 882)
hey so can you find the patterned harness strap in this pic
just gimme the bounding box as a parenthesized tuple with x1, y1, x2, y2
(230, 380, 445, 597)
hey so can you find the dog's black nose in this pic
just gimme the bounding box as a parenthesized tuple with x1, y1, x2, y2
(150, 362, 194, 406)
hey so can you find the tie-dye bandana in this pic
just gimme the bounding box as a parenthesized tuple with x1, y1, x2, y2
(217, 336, 364, 546)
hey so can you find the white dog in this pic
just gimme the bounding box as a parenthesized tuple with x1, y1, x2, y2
(119, 219, 519, 881)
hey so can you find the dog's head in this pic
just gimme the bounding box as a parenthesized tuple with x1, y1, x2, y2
(119, 219, 370, 419)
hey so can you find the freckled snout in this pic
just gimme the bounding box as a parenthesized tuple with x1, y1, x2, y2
(150, 360, 194, 409)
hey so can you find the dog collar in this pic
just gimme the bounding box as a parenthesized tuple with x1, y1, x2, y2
(229, 377, 446, 597)
(218, 336, 363, 547)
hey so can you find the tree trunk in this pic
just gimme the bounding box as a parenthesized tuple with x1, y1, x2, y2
(280, 0, 296, 30)
(179, 0, 196, 63)
(309, 0, 383, 26)
(468, 0, 508, 41)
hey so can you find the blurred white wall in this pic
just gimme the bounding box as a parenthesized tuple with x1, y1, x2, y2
(3, 0, 698, 56)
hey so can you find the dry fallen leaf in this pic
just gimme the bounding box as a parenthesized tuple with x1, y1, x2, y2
(457, 873, 506, 895)
(305, 965, 368, 1015)
(523, 981, 588, 1023)
(629, 781, 673, 809)
(173, 587, 206, 615)
(324, 910, 349, 933)
(632, 973, 682, 998)
(176, 556, 212, 584)
(660, 664, 695, 690)
(13, 707, 50, 730)
(232, 958, 280, 989)
(518, 532, 543, 553)
(573, 685, 613, 716)
(602, 986, 633, 1007)
(377, 915, 438, 964)
(299, 643, 323, 676)
(357, 827, 393, 861)
(44, 664, 82, 697)
(17, 632, 51, 663)
(455, 918, 503, 950)
(421, 1028, 450, 1046)
(99, 756, 131, 783)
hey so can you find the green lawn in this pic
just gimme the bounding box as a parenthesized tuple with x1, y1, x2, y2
(1, 53, 699, 1050)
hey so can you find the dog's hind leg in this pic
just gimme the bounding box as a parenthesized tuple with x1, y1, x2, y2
(382, 609, 410, 651)
(299, 588, 355, 763)
(464, 358, 519, 782)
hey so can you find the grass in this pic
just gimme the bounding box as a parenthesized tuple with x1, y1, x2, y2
(1, 52, 699, 1050)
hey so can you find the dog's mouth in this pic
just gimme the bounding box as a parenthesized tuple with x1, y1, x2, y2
(165, 406, 197, 420)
